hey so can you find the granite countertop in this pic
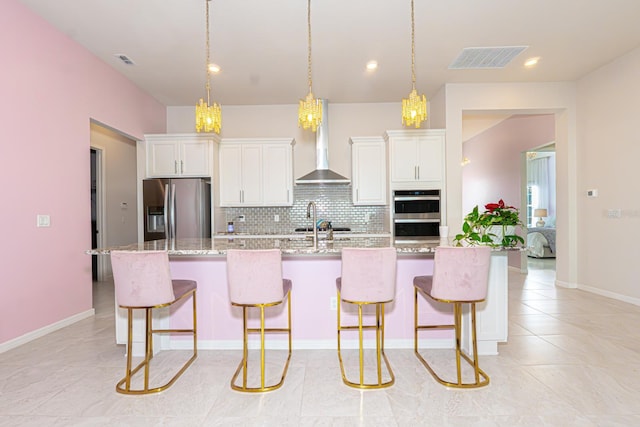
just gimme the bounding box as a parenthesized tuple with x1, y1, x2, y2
(87, 236, 442, 256)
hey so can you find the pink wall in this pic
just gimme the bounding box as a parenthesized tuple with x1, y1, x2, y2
(0, 1, 166, 345)
(462, 114, 555, 267)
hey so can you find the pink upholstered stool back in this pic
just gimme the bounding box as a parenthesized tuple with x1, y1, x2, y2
(431, 246, 491, 302)
(227, 249, 285, 305)
(110, 250, 175, 308)
(340, 247, 397, 302)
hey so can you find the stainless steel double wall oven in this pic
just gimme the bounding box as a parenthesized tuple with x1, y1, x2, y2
(392, 189, 441, 243)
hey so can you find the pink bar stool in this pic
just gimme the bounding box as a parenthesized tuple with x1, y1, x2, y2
(414, 246, 491, 388)
(336, 247, 397, 389)
(226, 249, 292, 392)
(110, 250, 197, 395)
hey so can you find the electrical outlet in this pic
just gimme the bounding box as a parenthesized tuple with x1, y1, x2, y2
(330, 297, 337, 311)
(238, 215, 245, 222)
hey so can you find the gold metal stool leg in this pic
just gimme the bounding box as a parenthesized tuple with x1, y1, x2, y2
(414, 286, 490, 389)
(337, 291, 395, 389)
(230, 292, 292, 393)
(116, 290, 198, 395)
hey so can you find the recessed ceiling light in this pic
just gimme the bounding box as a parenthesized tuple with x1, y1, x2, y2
(208, 63, 221, 74)
(366, 60, 378, 71)
(524, 57, 540, 67)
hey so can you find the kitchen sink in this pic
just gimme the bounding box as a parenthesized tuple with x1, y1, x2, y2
(294, 227, 351, 232)
(285, 235, 350, 242)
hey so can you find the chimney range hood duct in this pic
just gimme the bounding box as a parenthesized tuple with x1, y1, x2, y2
(295, 99, 350, 184)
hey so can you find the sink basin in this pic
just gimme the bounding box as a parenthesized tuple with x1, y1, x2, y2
(294, 227, 351, 232)
(285, 236, 350, 243)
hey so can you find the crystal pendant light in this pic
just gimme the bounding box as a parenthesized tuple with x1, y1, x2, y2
(298, 0, 322, 132)
(195, 0, 221, 134)
(402, 0, 427, 128)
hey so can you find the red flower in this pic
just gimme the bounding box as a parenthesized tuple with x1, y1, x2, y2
(485, 199, 504, 212)
(485, 199, 514, 212)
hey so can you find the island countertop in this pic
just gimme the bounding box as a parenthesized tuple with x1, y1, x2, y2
(88, 236, 442, 256)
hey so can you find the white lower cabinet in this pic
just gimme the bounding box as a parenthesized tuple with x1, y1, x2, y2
(218, 138, 294, 207)
(350, 136, 387, 205)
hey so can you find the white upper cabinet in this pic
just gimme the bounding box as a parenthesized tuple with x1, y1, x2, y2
(385, 129, 445, 189)
(218, 138, 294, 207)
(145, 134, 212, 178)
(350, 137, 387, 205)
(262, 142, 294, 206)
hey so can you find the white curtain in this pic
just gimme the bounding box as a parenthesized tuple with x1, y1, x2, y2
(528, 157, 550, 213)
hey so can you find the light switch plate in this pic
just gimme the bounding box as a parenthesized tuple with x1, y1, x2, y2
(37, 214, 50, 227)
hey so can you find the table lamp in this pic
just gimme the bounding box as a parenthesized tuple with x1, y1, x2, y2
(534, 208, 548, 227)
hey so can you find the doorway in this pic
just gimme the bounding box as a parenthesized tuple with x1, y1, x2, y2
(89, 121, 139, 284)
(461, 113, 557, 273)
(524, 145, 557, 275)
(90, 147, 105, 281)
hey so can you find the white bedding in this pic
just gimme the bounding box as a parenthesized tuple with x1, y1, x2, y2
(527, 232, 551, 258)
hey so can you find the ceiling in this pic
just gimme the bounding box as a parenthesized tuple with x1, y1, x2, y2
(19, 0, 640, 107)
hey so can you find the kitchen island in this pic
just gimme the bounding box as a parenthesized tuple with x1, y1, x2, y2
(90, 236, 508, 357)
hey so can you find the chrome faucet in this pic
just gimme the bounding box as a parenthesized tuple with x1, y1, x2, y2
(306, 201, 318, 248)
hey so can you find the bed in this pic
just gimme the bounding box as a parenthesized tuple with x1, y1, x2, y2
(527, 227, 556, 258)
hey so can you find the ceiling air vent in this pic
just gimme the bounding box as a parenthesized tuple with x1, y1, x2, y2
(449, 46, 528, 69)
(114, 54, 135, 66)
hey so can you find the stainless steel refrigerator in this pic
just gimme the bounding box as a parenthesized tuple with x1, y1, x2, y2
(143, 178, 211, 241)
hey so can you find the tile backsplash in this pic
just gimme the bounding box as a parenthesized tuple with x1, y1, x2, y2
(220, 185, 388, 235)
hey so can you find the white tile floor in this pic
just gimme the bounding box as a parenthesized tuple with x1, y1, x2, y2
(2, 258, 640, 426)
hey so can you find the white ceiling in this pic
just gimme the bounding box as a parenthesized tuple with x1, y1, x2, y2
(19, 0, 640, 107)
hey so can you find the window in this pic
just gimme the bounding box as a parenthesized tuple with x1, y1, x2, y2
(526, 185, 540, 227)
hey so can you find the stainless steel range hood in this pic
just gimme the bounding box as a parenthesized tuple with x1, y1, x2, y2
(295, 99, 350, 184)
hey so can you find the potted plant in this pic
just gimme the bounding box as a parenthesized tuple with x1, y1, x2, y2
(453, 199, 525, 247)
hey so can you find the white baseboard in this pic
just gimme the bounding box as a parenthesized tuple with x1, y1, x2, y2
(555, 279, 640, 307)
(556, 279, 577, 288)
(0, 309, 95, 354)
(577, 283, 640, 307)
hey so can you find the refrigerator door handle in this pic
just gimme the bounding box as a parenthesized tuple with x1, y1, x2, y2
(163, 183, 170, 240)
(170, 183, 177, 240)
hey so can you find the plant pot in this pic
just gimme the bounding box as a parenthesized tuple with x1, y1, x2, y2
(486, 225, 516, 245)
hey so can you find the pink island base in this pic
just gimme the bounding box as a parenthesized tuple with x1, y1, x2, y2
(168, 255, 444, 347)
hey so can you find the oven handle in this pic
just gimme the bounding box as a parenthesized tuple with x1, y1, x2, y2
(394, 218, 441, 223)
(393, 196, 440, 201)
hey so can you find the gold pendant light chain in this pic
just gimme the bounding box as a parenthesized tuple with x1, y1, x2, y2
(307, 0, 313, 93)
(410, 0, 416, 91)
(205, 0, 211, 105)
